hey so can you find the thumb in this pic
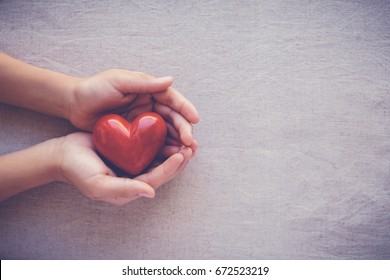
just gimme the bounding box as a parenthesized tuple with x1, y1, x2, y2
(110, 70, 174, 94)
(91, 175, 156, 204)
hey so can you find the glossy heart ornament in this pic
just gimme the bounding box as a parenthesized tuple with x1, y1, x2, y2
(92, 112, 167, 176)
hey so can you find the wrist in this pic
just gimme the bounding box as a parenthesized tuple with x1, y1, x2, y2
(50, 136, 72, 185)
(40, 137, 67, 184)
(58, 75, 82, 122)
(67, 76, 91, 130)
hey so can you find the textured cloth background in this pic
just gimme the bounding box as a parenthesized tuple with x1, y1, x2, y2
(0, 0, 389, 259)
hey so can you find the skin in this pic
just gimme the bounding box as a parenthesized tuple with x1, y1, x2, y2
(0, 52, 200, 205)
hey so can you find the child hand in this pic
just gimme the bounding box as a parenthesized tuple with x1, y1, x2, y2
(56, 132, 193, 206)
(69, 70, 200, 150)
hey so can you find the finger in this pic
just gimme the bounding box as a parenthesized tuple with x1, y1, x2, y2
(105, 197, 137, 206)
(154, 103, 194, 146)
(109, 70, 174, 94)
(152, 86, 200, 124)
(126, 93, 153, 110)
(166, 136, 182, 147)
(190, 139, 199, 155)
(166, 122, 181, 142)
(89, 175, 155, 205)
(123, 104, 153, 122)
(135, 153, 185, 189)
(161, 145, 181, 158)
(174, 147, 193, 175)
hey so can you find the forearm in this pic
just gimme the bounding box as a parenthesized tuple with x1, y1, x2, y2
(0, 138, 62, 202)
(0, 52, 79, 119)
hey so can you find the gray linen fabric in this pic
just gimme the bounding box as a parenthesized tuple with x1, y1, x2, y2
(0, 0, 389, 259)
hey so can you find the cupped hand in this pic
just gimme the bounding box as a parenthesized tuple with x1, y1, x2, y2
(56, 132, 193, 206)
(69, 69, 200, 150)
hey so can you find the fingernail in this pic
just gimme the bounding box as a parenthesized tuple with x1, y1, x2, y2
(157, 76, 173, 83)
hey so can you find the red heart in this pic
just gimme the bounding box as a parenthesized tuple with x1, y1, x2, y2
(92, 112, 167, 176)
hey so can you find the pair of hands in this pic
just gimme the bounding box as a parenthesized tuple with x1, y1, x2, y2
(58, 70, 199, 205)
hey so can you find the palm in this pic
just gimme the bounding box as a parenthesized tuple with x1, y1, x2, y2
(70, 72, 141, 130)
(59, 133, 118, 198)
